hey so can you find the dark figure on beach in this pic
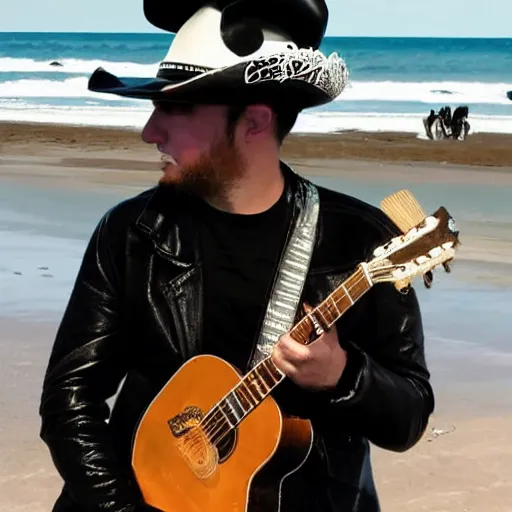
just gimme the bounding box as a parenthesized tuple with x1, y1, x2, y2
(450, 106, 470, 140)
(423, 107, 451, 140)
(438, 106, 452, 133)
(442, 106, 452, 126)
(423, 105, 470, 140)
(423, 109, 438, 139)
(38, 2, 435, 512)
(427, 109, 436, 126)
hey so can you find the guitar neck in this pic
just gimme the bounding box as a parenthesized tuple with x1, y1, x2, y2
(202, 264, 374, 431)
(289, 263, 373, 344)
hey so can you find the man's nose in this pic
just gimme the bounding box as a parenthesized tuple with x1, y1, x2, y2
(141, 110, 160, 144)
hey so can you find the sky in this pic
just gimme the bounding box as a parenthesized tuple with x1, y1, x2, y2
(1, 0, 511, 37)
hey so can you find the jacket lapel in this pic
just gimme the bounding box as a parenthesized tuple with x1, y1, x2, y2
(134, 185, 203, 360)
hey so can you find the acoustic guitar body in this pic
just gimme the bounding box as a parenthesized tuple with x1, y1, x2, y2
(132, 354, 313, 512)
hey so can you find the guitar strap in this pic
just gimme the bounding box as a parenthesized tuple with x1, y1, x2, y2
(248, 173, 320, 368)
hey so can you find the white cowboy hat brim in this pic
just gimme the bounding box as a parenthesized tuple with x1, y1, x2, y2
(88, 47, 348, 110)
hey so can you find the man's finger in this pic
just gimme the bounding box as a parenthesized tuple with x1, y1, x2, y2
(277, 335, 311, 364)
(271, 349, 298, 378)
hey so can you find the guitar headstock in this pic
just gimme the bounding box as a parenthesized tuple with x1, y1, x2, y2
(367, 204, 460, 291)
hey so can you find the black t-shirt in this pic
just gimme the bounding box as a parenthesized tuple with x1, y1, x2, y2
(197, 186, 291, 373)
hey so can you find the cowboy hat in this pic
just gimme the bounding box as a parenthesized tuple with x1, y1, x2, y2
(88, 0, 348, 110)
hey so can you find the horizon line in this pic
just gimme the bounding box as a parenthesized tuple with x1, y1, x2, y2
(0, 30, 511, 39)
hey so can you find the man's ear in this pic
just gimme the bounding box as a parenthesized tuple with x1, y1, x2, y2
(242, 105, 274, 141)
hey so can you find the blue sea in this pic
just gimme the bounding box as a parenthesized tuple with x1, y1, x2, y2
(1, 32, 511, 134)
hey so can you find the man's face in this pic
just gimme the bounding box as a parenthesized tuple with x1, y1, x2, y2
(141, 102, 245, 199)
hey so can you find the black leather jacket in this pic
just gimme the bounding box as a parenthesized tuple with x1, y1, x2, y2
(39, 165, 434, 512)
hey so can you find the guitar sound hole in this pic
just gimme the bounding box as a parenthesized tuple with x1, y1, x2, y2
(216, 428, 238, 463)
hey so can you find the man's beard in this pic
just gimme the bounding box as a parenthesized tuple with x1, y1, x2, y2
(158, 135, 246, 204)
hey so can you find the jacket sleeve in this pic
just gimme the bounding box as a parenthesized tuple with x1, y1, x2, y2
(327, 271, 435, 453)
(321, 205, 436, 454)
(39, 211, 149, 511)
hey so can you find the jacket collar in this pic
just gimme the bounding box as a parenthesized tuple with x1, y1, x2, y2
(134, 160, 311, 264)
(134, 184, 198, 266)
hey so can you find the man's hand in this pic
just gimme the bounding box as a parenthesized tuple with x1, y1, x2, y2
(271, 327, 347, 391)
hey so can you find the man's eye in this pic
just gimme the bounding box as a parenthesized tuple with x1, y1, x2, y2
(154, 102, 194, 115)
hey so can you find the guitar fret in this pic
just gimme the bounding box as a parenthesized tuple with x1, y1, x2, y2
(257, 365, 276, 390)
(206, 407, 224, 426)
(318, 295, 343, 327)
(254, 367, 270, 393)
(216, 360, 283, 429)
(318, 300, 337, 327)
(359, 263, 372, 286)
(238, 382, 257, 407)
(224, 393, 245, 422)
(217, 402, 236, 427)
(235, 385, 253, 410)
(290, 315, 313, 344)
(311, 267, 373, 331)
(341, 283, 354, 304)
(316, 307, 329, 327)
(335, 296, 349, 312)
(330, 296, 341, 316)
(320, 301, 331, 319)
(246, 372, 264, 399)
(262, 359, 282, 383)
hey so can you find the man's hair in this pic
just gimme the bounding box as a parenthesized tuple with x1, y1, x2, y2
(226, 104, 299, 145)
(152, 100, 299, 144)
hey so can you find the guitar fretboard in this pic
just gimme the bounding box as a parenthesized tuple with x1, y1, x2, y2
(289, 265, 372, 344)
(201, 358, 283, 441)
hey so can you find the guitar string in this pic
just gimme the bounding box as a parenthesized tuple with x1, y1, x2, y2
(198, 268, 371, 444)
(204, 361, 281, 444)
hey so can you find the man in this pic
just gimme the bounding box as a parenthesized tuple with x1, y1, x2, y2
(450, 105, 470, 141)
(423, 109, 437, 139)
(39, 1, 435, 511)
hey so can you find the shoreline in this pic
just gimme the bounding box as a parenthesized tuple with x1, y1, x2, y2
(3, 120, 512, 167)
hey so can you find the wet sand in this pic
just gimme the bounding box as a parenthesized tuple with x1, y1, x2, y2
(1, 122, 511, 511)
(2, 120, 512, 166)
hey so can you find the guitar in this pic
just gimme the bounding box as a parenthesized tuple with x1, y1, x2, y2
(131, 190, 460, 512)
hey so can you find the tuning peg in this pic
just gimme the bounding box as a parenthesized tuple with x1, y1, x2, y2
(423, 271, 433, 288)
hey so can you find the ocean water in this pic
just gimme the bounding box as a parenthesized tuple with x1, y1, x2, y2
(1, 32, 512, 134)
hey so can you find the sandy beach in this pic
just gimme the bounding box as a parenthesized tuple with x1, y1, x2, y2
(1, 122, 512, 512)
(3, 121, 512, 167)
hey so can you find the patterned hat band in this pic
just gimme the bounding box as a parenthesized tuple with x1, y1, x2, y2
(243, 48, 349, 100)
(157, 48, 349, 101)
(157, 62, 213, 80)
